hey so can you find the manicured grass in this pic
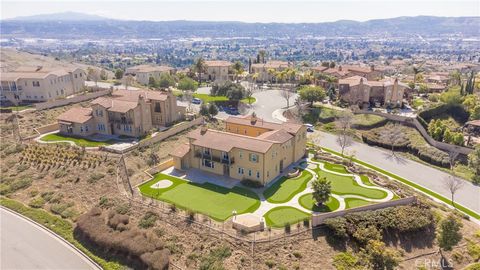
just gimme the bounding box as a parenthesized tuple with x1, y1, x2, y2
(41, 133, 114, 147)
(320, 146, 480, 220)
(324, 162, 349, 174)
(0, 105, 32, 111)
(263, 206, 310, 228)
(299, 193, 340, 212)
(352, 114, 386, 127)
(359, 175, 375, 186)
(314, 167, 388, 200)
(192, 93, 256, 104)
(139, 173, 260, 221)
(0, 197, 123, 270)
(344, 198, 372, 208)
(263, 170, 313, 203)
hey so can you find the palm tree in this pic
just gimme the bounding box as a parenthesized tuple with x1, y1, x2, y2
(258, 50, 267, 63)
(232, 61, 244, 82)
(267, 68, 277, 84)
(449, 70, 462, 86)
(194, 57, 206, 85)
(276, 70, 287, 88)
(412, 62, 424, 85)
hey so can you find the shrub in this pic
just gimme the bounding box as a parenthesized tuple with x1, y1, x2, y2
(467, 240, 480, 261)
(87, 173, 105, 183)
(53, 169, 68, 179)
(199, 245, 231, 270)
(0, 183, 11, 195)
(9, 178, 33, 192)
(138, 211, 158, 229)
(115, 202, 131, 215)
(240, 179, 264, 188)
(352, 226, 382, 244)
(50, 202, 75, 218)
(324, 217, 349, 239)
(265, 260, 275, 268)
(28, 196, 46, 208)
(41, 191, 55, 202)
(333, 252, 360, 270)
(292, 251, 302, 259)
(16, 163, 30, 172)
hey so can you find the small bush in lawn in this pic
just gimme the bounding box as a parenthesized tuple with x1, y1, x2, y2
(87, 173, 105, 183)
(139, 211, 158, 229)
(28, 196, 46, 208)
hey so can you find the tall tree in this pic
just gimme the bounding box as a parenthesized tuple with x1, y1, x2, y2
(468, 145, 480, 184)
(280, 88, 294, 108)
(412, 65, 424, 85)
(312, 177, 331, 206)
(258, 50, 267, 63)
(114, 69, 124, 80)
(379, 123, 405, 156)
(194, 57, 207, 85)
(298, 86, 326, 107)
(443, 175, 464, 209)
(232, 61, 244, 82)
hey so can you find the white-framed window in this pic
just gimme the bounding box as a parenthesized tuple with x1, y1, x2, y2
(249, 153, 258, 163)
(238, 167, 244, 175)
(239, 151, 243, 159)
(202, 159, 214, 168)
(248, 170, 252, 177)
(256, 171, 260, 179)
(80, 126, 84, 133)
(85, 125, 89, 132)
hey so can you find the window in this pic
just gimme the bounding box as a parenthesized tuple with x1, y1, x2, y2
(80, 126, 84, 133)
(75, 74, 78, 78)
(256, 171, 260, 179)
(154, 102, 161, 113)
(267, 171, 269, 177)
(85, 125, 89, 132)
(32, 81, 40, 87)
(248, 170, 252, 177)
(249, 153, 258, 163)
(238, 167, 244, 175)
(239, 151, 243, 159)
(202, 159, 214, 168)
(203, 148, 210, 155)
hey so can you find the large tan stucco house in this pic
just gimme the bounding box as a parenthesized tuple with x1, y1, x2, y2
(204, 60, 232, 82)
(250, 61, 290, 83)
(0, 66, 85, 105)
(57, 89, 185, 138)
(338, 76, 408, 107)
(312, 65, 383, 81)
(170, 114, 307, 185)
(125, 65, 175, 85)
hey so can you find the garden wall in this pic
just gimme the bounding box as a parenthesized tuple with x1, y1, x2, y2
(34, 123, 59, 135)
(311, 196, 417, 227)
(146, 159, 174, 176)
(35, 89, 112, 110)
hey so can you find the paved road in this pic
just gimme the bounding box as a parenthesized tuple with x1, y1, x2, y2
(311, 131, 480, 215)
(247, 90, 298, 122)
(1, 208, 99, 270)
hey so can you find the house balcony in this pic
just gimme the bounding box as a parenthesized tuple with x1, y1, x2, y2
(194, 151, 235, 164)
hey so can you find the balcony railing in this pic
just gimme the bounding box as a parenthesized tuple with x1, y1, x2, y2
(194, 151, 234, 164)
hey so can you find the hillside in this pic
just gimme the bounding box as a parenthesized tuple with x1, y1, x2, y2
(1, 14, 479, 39)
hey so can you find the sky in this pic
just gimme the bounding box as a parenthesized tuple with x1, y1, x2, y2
(1, 0, 479, 23)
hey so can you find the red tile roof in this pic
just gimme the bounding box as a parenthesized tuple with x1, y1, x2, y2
(57, 107, 93, 124)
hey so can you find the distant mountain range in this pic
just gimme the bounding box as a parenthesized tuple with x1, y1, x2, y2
(2, 12, 479, 39)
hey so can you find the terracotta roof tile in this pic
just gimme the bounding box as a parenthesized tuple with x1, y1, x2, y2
(171, 143, 191, 158)
(57, 107, 93, 123)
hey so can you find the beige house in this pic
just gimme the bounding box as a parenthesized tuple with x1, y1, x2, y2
(204, 60, 232, 82)
(250, 61, 290, 83)
(125, 65, 175, 85)
(171, 114, 307, 185)
(57, 89, 185, 138)
(312, 65, 383, 81)
(338, 76, 408, 107)
(0, 66, 85, 105)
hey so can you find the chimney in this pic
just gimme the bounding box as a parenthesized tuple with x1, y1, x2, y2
(370, 65, 375, 71)
(250, 112, 258, 124)
(200, 123, 208, 134)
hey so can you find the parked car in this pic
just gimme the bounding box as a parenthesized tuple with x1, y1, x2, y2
(224, 106, 239, 115)
(305, 123, 314, 132)
(192, 98, 202, 104)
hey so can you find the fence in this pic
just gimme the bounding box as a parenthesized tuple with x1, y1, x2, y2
(34, 123, 59, 135)
(35, 89, 112, 110)
(311, 196, 417, 226)
(354, 110, 473, 155)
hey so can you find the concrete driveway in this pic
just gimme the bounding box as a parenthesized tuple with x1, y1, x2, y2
(310, 131, 480, 215)
(1, 207, 99, 270)
(246, 90, 298, 122)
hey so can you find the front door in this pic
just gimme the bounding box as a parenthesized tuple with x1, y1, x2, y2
(279, 160, 284, 173)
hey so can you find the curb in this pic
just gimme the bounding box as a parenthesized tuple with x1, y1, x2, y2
(1, 206, 103, 270)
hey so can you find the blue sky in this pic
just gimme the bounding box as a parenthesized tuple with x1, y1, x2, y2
(2, 0, 479, 22)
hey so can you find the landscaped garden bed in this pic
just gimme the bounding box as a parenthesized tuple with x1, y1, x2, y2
(262, 170, 313, 203)
(40, 133, 114, 147)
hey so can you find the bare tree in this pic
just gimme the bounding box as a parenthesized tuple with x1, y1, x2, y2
(448, 150, 459, 170)
(123, 74, 134, 90)
(443, 175, 464, 208)
(336, 133, 353, 156)
(280, 88, 294, 108)
(379, 123, 405, 156)
(245, 81, 255, 105)
(335, 110, 354, 134)
(87, 67, 100, 87)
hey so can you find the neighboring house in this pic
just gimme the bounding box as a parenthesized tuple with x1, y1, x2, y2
(0, 66, 85, 105)
(250, 61, 290, 83)
(170, 114, 307, 185)
(204, 60, 232, 82)
(338, 76, 408, 108)
(57, 89, 185, 138)
(125, 65, 175, 85)
(313, 65, 383, 81)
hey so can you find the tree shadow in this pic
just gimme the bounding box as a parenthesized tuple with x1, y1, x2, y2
(312, 226, 347, 251)
(382, 152, 408, 165)
(382, 224, 436, 252)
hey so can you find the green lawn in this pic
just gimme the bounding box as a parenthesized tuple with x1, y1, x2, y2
(319, 146, 480, 220)
(314, 166, 388, 200)
(299, 193, 340, 212)
(352, 114, 386, 127)
(192, 93, 256, 104)
(323, 162, 349, 174)
(344, 198, 372, 208)
(263, 170, 313, 203)
(0, 105, 33, 111)
(139, 173, 260, 221)
(40, 133, 114, 147)
(263, 206, 310, 228)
